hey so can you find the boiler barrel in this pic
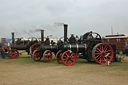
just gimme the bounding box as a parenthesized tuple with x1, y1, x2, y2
(40, 45, 58, 53)
(11, 45, 27, 50)
(63, 44, 87, 53)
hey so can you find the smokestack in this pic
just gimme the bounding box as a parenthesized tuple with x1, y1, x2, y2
(41, 30, 44, 43)
(12, 32, 15, 44)
(64, 24, 68, 43)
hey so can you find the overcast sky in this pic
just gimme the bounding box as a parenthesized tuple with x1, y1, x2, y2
(0, 0, 128, 39)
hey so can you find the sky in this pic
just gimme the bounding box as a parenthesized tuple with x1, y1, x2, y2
(0, 0, 128, 39)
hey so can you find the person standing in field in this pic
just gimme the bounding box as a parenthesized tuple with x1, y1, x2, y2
(125, 42, 128, 57)
(0, 43, 5, 59)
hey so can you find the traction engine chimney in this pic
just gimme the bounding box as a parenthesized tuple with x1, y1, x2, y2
(64, 24, 68, 43)
(41, 30, 44, 43)
(12, 32, 15, 44)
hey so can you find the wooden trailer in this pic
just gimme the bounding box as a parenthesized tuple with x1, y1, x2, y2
(102, 34, 128, 54)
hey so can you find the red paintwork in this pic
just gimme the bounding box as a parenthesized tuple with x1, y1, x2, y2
(62, 50, 76, 66)
(8, 49, 19, 59)
(93, 43, 113, 64)
(43, 50, 53, 62)
(33, 50, 41, 61)
(30, 44, 40, 55)
(56, 50, 63, 64)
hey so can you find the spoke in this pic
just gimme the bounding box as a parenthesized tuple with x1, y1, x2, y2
(65, 53, 69, 58)
(63, 58, 67, 60)
(95, 50, 100, 53)
(103, 45, 107, 51)
(48, 53, 51, 56)
(63, 55, 67, 58)
(95, 53, 101, 55)
(69, 60, 72, 64)
(105, 50, 111, 53)
(97, 55, 101, 60)
(96, 48, 101, 53)
(102, 58, 104, 63)
(70, 59, 75, 62)
(99, 45, 102, 51)
(107, 56, 111, 58)
(70, 53, 73, 58)
(68, 60, 70, 64)
(104, 47, 108, 52)
(102, 45, 104, 51)
(100, 58, 101, 63)
(104, 58, 107, 62)
(70, 53, 74, 58)
(64, 60, 68, 63)
(95, 55, 101, 59)
(46, 54, 49, 58)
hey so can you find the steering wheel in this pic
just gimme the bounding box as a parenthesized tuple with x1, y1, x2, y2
(87, 32, 101, 41)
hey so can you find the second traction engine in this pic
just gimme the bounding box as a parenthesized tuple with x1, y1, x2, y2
(32, 30, 58, 62)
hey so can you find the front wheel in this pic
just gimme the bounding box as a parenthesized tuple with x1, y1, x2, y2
(62, 50, 76, 66)
(43, 50, 53, 62)
(32, 50, 41, 61)
(8, 49, 19, 59)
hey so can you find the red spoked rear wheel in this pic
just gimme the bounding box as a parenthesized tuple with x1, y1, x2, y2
(8, 49, 19, 59)
(43, 50, 53, 62)
(30, 43, 40, 55)
(56, 50, 63, 64)
(32, 50, 41, 61)
(92, 43, 113, 64)
(62, 50, 76, 66)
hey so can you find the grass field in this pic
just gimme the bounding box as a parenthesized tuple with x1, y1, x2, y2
(0, 54, 128, 85)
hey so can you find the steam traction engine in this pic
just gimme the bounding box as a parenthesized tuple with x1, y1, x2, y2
(8, 32, 40, 59)
(33, 24, 114, 66)
(32, 30, 58, 62)
(56, 24, 113, 66)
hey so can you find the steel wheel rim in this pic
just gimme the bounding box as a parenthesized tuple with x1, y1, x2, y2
(92, 43, 113, 64)
(62, 50, 76, 66)
(33, 50, 41, 61)
(56, 50, 63, 64)
(8, 49, 19, 59)
(43, 50, 53, 62)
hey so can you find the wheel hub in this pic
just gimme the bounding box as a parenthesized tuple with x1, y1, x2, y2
(102, 52, 105, 56)
(68, 57, 71, 60)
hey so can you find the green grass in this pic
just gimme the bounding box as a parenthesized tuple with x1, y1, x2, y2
(106, 60, 128, 70)
(1, 54, 128, 70)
